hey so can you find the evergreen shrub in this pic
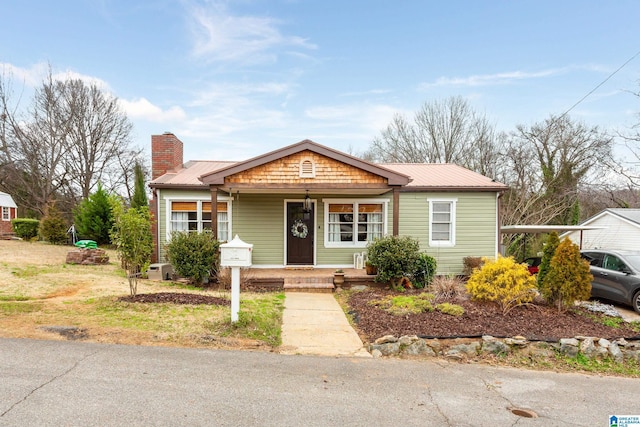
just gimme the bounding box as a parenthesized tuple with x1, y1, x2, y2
(39, 204, 68, 244)
(413, 253, 437, 289)
(166, 231, 220, 285)
(537, 231, 560, 289)
(11, 218, 39, 240)
(366, 236, 421, 291)
(540, 237, 592, 311)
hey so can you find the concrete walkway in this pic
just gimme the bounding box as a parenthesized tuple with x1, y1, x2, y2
(280, 292, 371, 357)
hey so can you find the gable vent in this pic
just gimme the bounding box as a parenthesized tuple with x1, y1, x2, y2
(300, 159, 316, 178)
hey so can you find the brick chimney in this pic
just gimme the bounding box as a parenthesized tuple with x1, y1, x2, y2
(151, 132, 184, 179)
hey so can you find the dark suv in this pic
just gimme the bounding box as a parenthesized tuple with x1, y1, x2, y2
(581, 249, 640, 313)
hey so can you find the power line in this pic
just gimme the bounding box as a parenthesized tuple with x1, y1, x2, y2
(559, 49, 640, 120)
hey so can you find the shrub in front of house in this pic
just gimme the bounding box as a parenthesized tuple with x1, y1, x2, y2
(166, 231, 220, 285)
(366, 236, 421, 291)
(537, 231, 560, 289)
(462, 256, 484, 276)
(39, 204, 68, 245)
(11, 218, 40, 240)
(413, 253, 437, 289)
(110, 202, 153, 296)
(466, 256, 537, 315)
(540, 237, 592, 312)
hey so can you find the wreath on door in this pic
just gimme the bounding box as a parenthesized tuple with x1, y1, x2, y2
(291, 219, 309, 239)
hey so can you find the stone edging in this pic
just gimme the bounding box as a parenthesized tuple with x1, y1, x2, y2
(369, 334, 640, 363)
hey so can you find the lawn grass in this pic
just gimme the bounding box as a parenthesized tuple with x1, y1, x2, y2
(0, 240, 284, 349)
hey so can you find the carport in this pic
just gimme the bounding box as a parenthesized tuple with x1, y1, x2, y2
(501, 225, 606, 255)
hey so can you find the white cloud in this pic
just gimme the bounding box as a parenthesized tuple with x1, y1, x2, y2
(189, 81, 292, 108)
(185, 1, 316, 64)
(339, 89, 392, 97)
(0, 62, 111, 91)
(420, 68, 568, 88)
(0, 62, 48, 86)
(119, 98, 186, 122)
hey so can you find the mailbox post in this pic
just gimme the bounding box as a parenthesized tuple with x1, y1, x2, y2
(219, 235, 253, 322)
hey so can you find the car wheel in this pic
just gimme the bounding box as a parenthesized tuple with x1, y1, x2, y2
(634, 290, 640, 314)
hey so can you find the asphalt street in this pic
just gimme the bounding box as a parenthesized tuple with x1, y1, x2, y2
(0, 338, 637, 426)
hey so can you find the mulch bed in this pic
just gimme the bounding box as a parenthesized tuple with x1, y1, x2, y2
(347, 289, 640, 342)
(118, 292, 229, 306)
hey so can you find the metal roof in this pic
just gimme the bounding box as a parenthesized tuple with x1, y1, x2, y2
(501, 225, 605, 234)
(150, 153, 507, 191)
(0, 191, 17, 208)
(382, 163, 507, 191)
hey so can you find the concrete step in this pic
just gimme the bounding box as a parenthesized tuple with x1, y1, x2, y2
(283, 277, 335, 293)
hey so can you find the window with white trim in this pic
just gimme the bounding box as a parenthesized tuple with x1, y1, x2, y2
(428, 199, 456, 247)
(169, 200, 230, 241)
(2, 207, 10, 221)
(324, 200, 386, 247)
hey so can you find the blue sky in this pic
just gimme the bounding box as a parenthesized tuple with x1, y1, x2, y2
(1, 0, 639, 162)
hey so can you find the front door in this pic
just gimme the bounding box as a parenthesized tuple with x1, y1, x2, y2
(286, 202, 314, 265)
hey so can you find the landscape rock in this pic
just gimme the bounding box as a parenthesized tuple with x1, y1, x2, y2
(66, 248, 109, 265)
(444, 349, 464, 360)
(366, 334, 640, 363)
(504, 337, 528, 347)
(398, 335, 418, 346)
(609, 342, 623, 363)
(424, 339, 441, 354)
(482, 336, 510, 355)
(370, 342, 401, 356)
(375, 335, 398, 345)
(579, 337, 597, 358)
(403, 339, 436, 357)
(448, 341, 480, 357)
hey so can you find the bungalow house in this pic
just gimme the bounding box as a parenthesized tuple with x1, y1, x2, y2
(0, 191, 18, 236)
(149, 133, 507, 275)
(563, 208, 640, 250)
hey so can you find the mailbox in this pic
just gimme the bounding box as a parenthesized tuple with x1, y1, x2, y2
(220, 235, 253, 267)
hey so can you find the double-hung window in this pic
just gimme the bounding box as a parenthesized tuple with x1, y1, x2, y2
(1, 207, 10, 221)
(428, 198, 456, 247)
(324, 199, 386, 247)
(168, 200, 231, 241)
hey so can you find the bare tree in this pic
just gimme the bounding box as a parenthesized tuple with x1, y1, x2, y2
(367, 96, 503, 176)
(0, 69, 141, 216)
(510, 115, 613, 224)
(58, 79, 137, 199)
(0, 72, 72, 216)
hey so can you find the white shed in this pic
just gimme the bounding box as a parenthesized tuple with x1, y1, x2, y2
(562, 209, 640, 251)
(0, 191, 18, 235)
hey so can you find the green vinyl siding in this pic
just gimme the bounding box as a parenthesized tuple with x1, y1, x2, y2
(157, 189, 499, 272)
(156, 189, 211, 262)
(398, 192, 498, 275)
(231, 193, 285, 265)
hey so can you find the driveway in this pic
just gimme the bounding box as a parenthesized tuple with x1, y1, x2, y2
(0, 338, 637, 426)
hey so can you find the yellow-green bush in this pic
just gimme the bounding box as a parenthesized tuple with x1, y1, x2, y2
(369, 293, 434, 316)
(466, 256, 537, 315)
(435, 302, 464, 316)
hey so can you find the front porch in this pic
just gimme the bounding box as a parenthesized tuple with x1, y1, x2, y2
(224, 267, 378, 293)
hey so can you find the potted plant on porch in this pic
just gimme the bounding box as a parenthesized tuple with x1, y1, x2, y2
(333, 269, 345, 288)
(365, 261, 377, 276)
